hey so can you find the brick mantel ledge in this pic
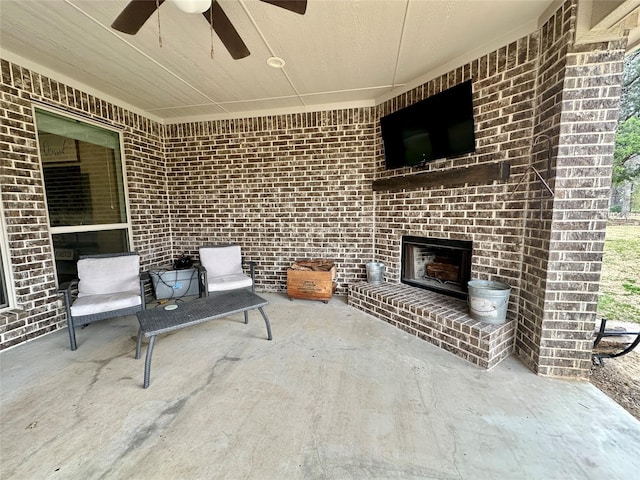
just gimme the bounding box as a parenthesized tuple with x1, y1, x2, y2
(348, 282, 516, 369)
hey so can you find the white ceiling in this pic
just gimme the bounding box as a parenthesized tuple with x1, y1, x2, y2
(1, 0, 638, 123)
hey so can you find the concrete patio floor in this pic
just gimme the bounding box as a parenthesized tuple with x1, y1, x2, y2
(2, 293, 639, 479)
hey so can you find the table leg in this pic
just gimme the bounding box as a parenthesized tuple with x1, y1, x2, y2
(143, 335, 157, 389)
(135, 327, 143, 359)
(258, 307, 273, 340)
(244, 311, 249, 324)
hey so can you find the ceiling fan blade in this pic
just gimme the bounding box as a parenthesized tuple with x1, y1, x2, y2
(259, 0, 307, 15)
(111, 0, 166, 35)
(202, 1, 250, 59)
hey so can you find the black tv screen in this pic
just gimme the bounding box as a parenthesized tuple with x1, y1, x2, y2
(381, 80, 476, 169)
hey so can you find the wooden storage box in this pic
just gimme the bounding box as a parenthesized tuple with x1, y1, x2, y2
(287, 264, 337, 303)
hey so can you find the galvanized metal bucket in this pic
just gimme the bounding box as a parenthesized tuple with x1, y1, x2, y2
(467, 280, 511, 324)
(366, 262, 385, 284)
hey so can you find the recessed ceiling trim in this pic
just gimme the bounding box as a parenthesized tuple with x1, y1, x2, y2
(375, 14, 547, 106)
(239, 0, 306, 107)
(7, 0, 618, 123)
(1, 50, 165, 124)
(299, 84, 404, 99)
(165, 98, 377, 124)
(148, 83, 400, 111)
(390, 0, 411, 88)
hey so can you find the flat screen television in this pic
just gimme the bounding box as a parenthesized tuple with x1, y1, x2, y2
(381, 80, 476, 169)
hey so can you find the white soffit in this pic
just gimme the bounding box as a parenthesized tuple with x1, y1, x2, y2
(4, 0, 636, 123)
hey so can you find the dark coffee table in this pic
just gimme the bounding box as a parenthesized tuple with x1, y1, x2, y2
(135, 290, 272, 388)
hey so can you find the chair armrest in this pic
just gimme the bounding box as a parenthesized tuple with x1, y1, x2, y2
(243, 260, 256, 292)
(593, 318, 640, 366)
(58, 279, 78, 296)
(196, 264, 208, 297)
(139, 272, 150, 309)
(59, 279, 79, 315)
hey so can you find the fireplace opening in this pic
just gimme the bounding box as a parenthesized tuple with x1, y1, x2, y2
(401, 236, 472, 299)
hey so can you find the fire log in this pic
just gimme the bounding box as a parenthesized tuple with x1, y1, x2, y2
(426, 262, 458, 282)
(291, 259, 335, 272)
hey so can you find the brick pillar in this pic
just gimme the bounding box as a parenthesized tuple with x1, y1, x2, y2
(537, 40, 627, 377)
(515, 0, 575, 375)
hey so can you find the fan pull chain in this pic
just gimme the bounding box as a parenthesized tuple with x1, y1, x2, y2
(156, 0, 163, 47)
(209, 7, 214, 59)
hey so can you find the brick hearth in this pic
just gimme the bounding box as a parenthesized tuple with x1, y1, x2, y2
(349, 282, 516, 369)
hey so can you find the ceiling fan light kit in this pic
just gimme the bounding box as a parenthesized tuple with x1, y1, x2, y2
(170, 0, 212, 14)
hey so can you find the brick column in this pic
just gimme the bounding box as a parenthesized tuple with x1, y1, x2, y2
(537, 40, 627, 377)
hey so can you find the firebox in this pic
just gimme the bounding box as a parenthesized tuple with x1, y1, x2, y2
(401, 236, 472, 299)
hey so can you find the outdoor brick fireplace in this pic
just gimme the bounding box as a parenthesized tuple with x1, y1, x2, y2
(350, 222, 517, 368)
(401, 236, 472, 299)
(350, 230, 516, 369)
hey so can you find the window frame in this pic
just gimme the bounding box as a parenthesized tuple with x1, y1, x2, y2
(0, 203, 16, 312)
(34, 106, 134, 286)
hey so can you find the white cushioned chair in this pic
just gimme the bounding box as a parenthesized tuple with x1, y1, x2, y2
(197, 245, 256, 323)
(60, 252, 146, 351)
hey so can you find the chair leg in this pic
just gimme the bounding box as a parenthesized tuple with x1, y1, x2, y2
(68, 322, 78, 351)
(244, 311, 249, 324)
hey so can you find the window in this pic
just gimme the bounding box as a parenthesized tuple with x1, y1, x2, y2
(35, 109, 132, 284)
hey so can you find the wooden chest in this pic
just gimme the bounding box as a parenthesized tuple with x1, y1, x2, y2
(287, 263, 337, 303)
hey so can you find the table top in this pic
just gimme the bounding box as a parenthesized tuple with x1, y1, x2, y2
(137, 290, 268, 337)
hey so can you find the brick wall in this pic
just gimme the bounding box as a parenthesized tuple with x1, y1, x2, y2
(0, 60, 170, 349)
(373, 25, 541, 341)
(369, 0, 625, 378)
(163, 113, 377, 293)
(0, 61, 59, 348)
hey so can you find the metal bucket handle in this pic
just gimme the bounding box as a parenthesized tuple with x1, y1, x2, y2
(467, 292, 510, 313)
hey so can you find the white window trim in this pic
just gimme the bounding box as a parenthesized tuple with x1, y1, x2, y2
(33, 105, 134, 286)
(0, 203, 17, 312)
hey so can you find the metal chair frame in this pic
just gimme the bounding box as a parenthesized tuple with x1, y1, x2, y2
(60, 252, 147, 351)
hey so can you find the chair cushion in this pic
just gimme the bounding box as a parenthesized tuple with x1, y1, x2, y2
(199, 246, 243, 277)
(207, 274, 253, 292)
(70, 291, 141, 316)
(77, 255, 140, 296)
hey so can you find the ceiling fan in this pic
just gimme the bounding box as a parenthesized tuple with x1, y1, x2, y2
(111, 0, 307, 60)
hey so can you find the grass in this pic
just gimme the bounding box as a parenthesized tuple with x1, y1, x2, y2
(597, 222, 640, 324)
